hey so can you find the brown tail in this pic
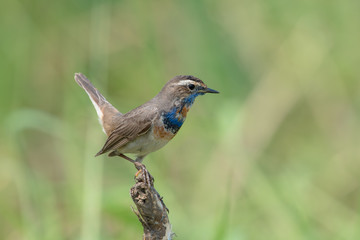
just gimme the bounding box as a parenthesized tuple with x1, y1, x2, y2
(74, 73, 121, 135)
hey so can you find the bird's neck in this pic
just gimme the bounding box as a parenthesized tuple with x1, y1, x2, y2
(161, 93, 203, 134)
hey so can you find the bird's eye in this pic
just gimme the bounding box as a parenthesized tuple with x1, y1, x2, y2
(188, 84, 195, 90)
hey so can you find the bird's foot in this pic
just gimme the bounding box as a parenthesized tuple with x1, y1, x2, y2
(134, 162, 153, 187)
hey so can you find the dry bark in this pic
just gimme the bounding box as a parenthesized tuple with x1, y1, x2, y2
(130, 163, 173, 240)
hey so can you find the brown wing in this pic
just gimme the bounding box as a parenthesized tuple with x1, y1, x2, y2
(95, 111, 154, 156)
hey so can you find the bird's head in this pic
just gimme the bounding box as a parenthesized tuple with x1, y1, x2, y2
(160, 75, 219, 107)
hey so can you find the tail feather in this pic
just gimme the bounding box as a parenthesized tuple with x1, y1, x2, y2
(74, 73, 106, 108)
(74, 73, 121, 135)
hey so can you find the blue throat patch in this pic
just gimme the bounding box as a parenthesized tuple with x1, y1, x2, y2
(162, 92, 204, 134)
(162, 107, 184, 134)
(183, 92, 203, 106)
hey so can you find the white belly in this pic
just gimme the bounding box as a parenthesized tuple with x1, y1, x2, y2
(118, 129, 170, 157)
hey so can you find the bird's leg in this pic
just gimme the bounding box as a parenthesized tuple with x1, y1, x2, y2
(111, 152, 152, 185)
(108, 150, 136, 163)
(118, 153, 135, 163)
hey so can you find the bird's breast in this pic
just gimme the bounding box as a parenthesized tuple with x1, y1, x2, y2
(161, 105, 190, 134)
(153, 125, 175, 140)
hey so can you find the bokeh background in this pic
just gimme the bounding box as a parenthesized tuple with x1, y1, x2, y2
(1, 0, 360, 239)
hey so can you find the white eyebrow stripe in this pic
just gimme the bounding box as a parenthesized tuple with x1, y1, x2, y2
(176, 80, 200, 86)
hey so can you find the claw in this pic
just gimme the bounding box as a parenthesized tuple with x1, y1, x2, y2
(134, 162, 153, 187)
(135, 169, 142, 177)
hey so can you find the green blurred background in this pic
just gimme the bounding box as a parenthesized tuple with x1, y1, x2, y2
(1, 0, 360, 239)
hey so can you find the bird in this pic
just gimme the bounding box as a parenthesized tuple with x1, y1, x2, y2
(74, 73, 219, 165)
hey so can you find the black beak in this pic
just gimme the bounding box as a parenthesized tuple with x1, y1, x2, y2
(204, 87, 219, 94)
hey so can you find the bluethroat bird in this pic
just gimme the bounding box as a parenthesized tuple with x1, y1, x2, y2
(74, 73, 219, 165)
